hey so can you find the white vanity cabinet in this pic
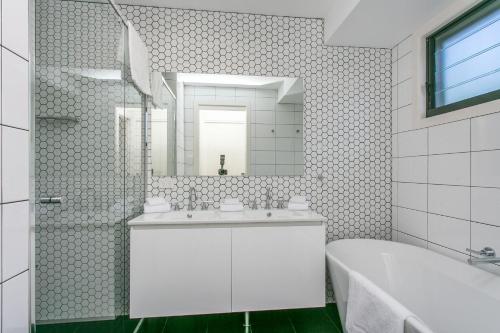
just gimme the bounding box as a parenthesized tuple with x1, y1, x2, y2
(129, 210, 326, 318)
(129, 227, 232, 317)
(232, 225, 325, 312)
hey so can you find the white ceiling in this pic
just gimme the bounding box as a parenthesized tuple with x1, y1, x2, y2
(326, 0, 458, 48)
(114, 0, 464, 47)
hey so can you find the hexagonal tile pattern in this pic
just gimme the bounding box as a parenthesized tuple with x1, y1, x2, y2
(127, 1, 392, 306)
(35, 0, 392, 322)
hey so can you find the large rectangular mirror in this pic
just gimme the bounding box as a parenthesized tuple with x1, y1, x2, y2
(150, 73, 304, 176)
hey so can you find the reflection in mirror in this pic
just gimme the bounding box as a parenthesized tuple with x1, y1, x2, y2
(196, 105, 249, 176)
(150, 73, 177, 176)
(149, 73, 304, 176)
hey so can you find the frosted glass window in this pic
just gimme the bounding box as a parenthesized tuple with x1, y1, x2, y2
(427, 0, 500, 116)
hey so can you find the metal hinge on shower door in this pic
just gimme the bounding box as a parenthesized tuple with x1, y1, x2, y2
(144, 110, 149, 147)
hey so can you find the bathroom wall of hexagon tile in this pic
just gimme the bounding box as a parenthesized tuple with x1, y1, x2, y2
(127, 3, 393, 296)
(35, 0, 392, 323)
(127, 5, 394, 242)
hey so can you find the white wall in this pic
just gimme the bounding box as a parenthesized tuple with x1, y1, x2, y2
(1, 0, 31, 332)
(392, 1, 500, 274)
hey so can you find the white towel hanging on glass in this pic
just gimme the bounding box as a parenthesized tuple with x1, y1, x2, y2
(127, 22, 152, 96)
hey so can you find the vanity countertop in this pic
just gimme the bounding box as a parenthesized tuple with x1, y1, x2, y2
(128, 209, 327, 226)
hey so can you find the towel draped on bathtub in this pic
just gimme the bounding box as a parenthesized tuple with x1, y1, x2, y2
(346, 271, 413, 333)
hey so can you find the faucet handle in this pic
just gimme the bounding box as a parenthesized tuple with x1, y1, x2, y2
(171, 202, 180, 211)
(466, 247, 496, 257)
(201, 201, 213, 210)
(277, 199, 285, 209)
(249, 199, 258, 210)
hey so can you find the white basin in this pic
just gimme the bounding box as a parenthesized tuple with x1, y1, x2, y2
(127, 208, 326, 226)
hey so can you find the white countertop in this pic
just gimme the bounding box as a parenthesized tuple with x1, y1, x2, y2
(128, 208, 327, 226)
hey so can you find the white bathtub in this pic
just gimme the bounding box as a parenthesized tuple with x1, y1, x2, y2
(326, 239, 500, 333)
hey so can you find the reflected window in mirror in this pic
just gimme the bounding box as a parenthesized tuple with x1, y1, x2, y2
(195, 105, 249, 176)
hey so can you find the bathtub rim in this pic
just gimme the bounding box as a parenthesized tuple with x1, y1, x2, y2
(326, 238, 500, 333)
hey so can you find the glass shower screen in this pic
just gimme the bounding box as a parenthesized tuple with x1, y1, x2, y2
(34, 0, 145, 332)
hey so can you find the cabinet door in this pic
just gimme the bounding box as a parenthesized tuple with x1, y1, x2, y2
(232, 224, 325, 312)
(130, 227, 231, 318)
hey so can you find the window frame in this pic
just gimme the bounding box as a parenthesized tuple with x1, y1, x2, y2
(426, 0, 500, 118)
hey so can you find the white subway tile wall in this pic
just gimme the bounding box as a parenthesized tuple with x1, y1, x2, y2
(392, 35, 500, 273)
(1, 0, 31, 331)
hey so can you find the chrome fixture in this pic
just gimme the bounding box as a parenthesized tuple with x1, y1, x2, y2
(250, 199, 258, 210)
(40, 196, 63, 204)
(266, 212, 272, 218)
(244, 311, 251, 331)
(171, 202, 180, 211)
(187, 213, 193, 218)
(264, 187, 272, 209)
(201, 201, 212, 210)
(36, 115, 79, 123)
(108, 0, 129, 25)
(466, 247, 500, 264)
(188, 187, 197, 211)
(277, 199, 285, 209)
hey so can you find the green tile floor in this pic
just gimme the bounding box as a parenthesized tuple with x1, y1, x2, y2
(36, 304, 343, 333)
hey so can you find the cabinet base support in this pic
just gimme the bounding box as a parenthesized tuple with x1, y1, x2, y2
(243, 311, 251, 329)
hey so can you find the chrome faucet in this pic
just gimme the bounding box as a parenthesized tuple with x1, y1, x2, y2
(188, 187, 197, 211)
(277, 199, 285, 209)
(264, 187, 272, 209)
(466, 247, 500, 264)
(249, 199, 258, 210)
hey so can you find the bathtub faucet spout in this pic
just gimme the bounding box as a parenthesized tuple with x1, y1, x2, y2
(466, 247, 500, 265)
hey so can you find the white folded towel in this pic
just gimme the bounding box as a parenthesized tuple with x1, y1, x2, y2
(346, 271, 412, 333)
(146, 197, 167, 206)
(220, 203, 244, 212)
(289, 195, 307, 203)
(144, 203, 171, 213)
(223, 198, 241, 205)
(288, 202, 309, 210)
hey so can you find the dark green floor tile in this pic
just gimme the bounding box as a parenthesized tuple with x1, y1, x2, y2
(73, 318, 120, 333)
(163, 314, 208, 333)
(206, 312, 247, 333)
(36, 306, 342, 333)
(36, 316, 140, 333)
(250, 310, 295, 333)
(324, 304, 342, 330)
(36, 322, 79, 333)
(123, 317, 142, 333)
(288, 307, 341, 333)
(137, 317, 168, 333)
